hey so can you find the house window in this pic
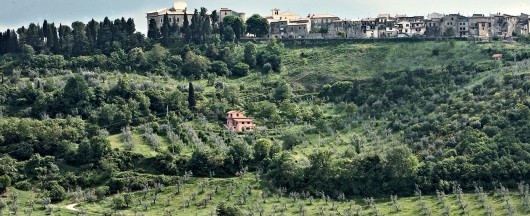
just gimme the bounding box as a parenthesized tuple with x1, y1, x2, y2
(237, 114, 239, 117)
(177, 18, 180, 22)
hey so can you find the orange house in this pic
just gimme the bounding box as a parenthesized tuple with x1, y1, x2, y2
(226, 111, 256, 132)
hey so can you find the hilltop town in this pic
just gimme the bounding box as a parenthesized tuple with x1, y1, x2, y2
(146, 1, 530, 40)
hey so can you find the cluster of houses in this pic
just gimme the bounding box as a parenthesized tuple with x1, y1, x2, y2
(264, 11, 530, 40)
(147, 2, 530, 40)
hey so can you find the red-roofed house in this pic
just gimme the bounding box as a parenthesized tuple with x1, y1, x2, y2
(226, 111, 256, 133)
(492, 54, 503, 60)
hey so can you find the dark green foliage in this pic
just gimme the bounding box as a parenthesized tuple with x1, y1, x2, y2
(245, 14, 269, 37)
(216, 202, 242, 216)
(148, 18, 161, 40)
(210, 61, 230, 76)
(253, 138, 272, 163)
(0, 175, 11, 193)
(243, 42, 257, 67)
(222, 16, 245, 42)
(160, 13, 171, 46)
(44, 181, 66, 201)
(76, 136, 111, 164)
(188, 82, 196, 111)
(232, 63, 250, 77)
(182, 51, 210, 78)
(272, 81, 292, 101)
(188, 150, 211, 177)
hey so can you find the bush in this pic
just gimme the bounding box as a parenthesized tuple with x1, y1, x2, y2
(262, 63, 272, 74)
(45, 181, 66, 201)
(95, 186, 110, 199)
(14, 180, 32, 191)
(216, 202, 242, 216)
(210, 61, 230, 76)
(232, 63, 250, 77)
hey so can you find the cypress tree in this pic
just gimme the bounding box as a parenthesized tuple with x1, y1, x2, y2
(50, 24, 59, 53)
(125, 18, 136, 50)
(0, 32, 4, 54)
(170, 18, 179, 40)
(71, 21, 89, 56)
(97, 17, 113, 54)
(191, 9, 201, 44)
(211, 10, 219, 35)
(86, 19, 99, 51)
(188, 82, 196, 111)
(183, 10, 191, 43)
(58, 24, 73, 56)
(200, 7, 211, 43)
(42, 20, 49, 43)
(147, 18, 161, 40)
(160, 13, 171, 46)
(26, 23, 44, 51)
(16, 26, 26, 45)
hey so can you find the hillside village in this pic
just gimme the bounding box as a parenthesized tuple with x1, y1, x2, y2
(147, 1, 530, 40)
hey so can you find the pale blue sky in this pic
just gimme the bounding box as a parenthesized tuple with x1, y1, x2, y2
(1, 0, 529, 34)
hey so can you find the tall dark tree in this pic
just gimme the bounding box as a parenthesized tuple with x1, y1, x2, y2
(183, 10, 191, 43)
(147, 19, 161, 40)
(246, 14, 269, 37)
(211, 10, 219, 34)
(223, 16, 245, 42)
(16, 26, 27, 45)
(188, 82, 196, 111)
(190, 9, 201, 44)
(112, 17, 127, 46)
(160, 13, 171, 46)
(97, 17, 113, 54)
(71, 21, 89, 56)
(200, 7, 211, 43)
(50, 24, 59, 53)
(169, 17, 179, 42)
(86, 19, 99, 51)
(58, 24, 73, 56)
(42, 20, 49, 46)
(26, 23, 44, 51)
(125, 18, 136, 49)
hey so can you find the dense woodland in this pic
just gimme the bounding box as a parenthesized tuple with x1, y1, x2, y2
(1, 8, 530, 215)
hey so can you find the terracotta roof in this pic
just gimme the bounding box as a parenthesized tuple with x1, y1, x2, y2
(492, 54, 503, 58)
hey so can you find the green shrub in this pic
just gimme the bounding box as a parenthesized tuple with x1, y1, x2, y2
(14, 180, 32, 191)
(232, 63, 250, 77)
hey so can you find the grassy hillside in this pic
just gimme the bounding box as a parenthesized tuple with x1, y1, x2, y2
(1, 39, 530, 215)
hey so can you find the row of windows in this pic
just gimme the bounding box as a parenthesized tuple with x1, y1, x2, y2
(160, 18, 181, 23)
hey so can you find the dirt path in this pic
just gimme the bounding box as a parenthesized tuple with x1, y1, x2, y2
(65, 203, 79, 212)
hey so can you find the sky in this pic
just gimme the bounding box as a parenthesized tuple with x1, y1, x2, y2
(1, 0, 530, 34)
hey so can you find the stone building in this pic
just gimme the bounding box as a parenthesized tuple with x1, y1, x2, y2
(146, 2, 192, 29)
(440, 14, 463, 37)
(266, 9, 311, 39)
(219, 8, 246, 22)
